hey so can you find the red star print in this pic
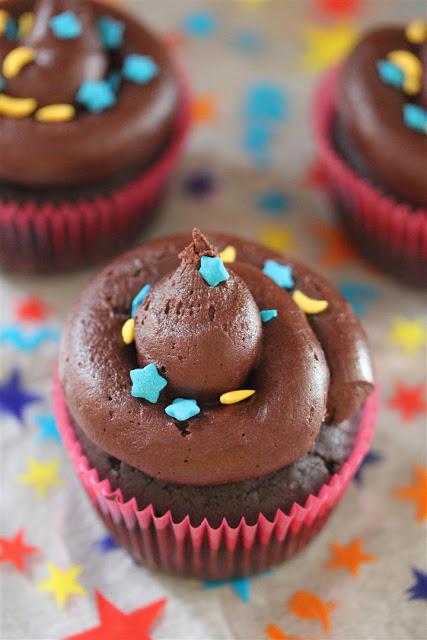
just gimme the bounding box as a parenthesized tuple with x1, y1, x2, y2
(305, 160, 327, 189)
(65, 592, 166, 640)
(388, 382, 427, 422)
(315, 0, 361, 17)
(15, 297, 50, 323)
(0, 529, 39, 572)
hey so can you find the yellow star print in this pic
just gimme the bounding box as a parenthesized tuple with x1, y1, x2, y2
(259, 225, 294, 253)
(300, 23, 358, 72)
(389, 317, 426, 355)
(37, 563, 86, 607)
(19, 458, 62, 498)
(235, 0, 268, 7)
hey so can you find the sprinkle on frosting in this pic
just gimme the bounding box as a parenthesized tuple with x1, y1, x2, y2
(293, 290, 329, 315)
(50, 11, 82, 40)
(377, 60, 404, 90)
(130, 363, 167, 403)
(0, 94, 37, 118)
(403, 104, 427, 135)
(219, 245, 237, 263)
(0, 10, 9, 36)
(35, 104, 75, 123)
(18, 12, 34, 39)
(2, 47, 35, 79)
(123, 54, 159, 85)
(262, 259, 294, 289)
(98, 16, 125, 49)
(131, 284, 152, 318)
(0, 74, 4, 92)
(4, 15, 17, 40)
(121, 318, 135, 345)
(260, 309, 278, 323)
(76, 80, 116, 113)
(387, 49, 422, 95)
(220, 390, 256, 405)
(107, 70, 122, 93)
(199, 255, 230, 287)
(165, 398, 201, 421)
(405, 19, 427, 44)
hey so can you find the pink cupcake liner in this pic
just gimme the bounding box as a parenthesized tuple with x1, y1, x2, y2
(313, 68, 427, 287)
(0, 67, 191, 274)
(52, 376, 379, 579)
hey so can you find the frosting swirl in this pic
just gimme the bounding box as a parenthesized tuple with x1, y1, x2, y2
(59, 232, 374, 486)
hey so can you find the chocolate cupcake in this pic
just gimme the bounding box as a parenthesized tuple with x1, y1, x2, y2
(55, 230, 378, 579)
(0, 0, 190, 272)
(313, 20, 427, 286)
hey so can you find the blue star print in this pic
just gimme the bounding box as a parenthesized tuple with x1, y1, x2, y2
(407, 567, 427, 601)
(199, 256, 229, 287)
(0, 370, 42, 425)
(130, 364, 167, 404)
(94, 534, 120, 553)
(205, 576, 251, 602)
(353, 451, 383, 486)
(165, 399, 200, 421)
(35, 414, 61, 444)
(263, 260, 294, 289)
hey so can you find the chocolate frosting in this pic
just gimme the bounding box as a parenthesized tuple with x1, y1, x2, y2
(59, 232, 374, 486)
(336, 26, 427, 208)
(0, 0, 180, 187)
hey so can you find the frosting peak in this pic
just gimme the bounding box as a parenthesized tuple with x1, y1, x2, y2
(134, 230, 263, 402)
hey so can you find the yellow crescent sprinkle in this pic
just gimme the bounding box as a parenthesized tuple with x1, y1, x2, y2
(405, 19, 427, 44)
(3, 46, 36, 79)
(0, 94, 37, 118)
(387, 50, 422, 96)
(292, 289, 329, 315)
(220, 389, 255, 405)
(403, 75, 421, 96)
(35, 104, 76, 123)
(219, 245, 236, 263)
(18, 12, 34, 38)
(0, 10, 10, 36)
(121, 318, 135, 345)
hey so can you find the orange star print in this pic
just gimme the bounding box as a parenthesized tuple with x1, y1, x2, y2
(265, 624, 317, 640)
(309, 221, 357, 268)
(326, 538, 377, 576)
(394, 465, 427, 523)
(288, 592, 335, 634)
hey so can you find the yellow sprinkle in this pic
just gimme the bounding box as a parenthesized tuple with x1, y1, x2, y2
(405, 19, 427, 44)
(3, 46, 36, 79)
(121, 318, 135, 345)
(35, 104, 76, 123)
(220, 389, 255, 405)
(292, 289, 329, 315)
(219, 245, 237, 263)
(403, 75, 421, 96)
(0, 10, 10, 36)
(18, 12, 34, 38)
(387, 50, 422, 95)
(0, 94, 37, 118)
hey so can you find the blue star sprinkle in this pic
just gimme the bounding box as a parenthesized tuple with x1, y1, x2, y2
(94, 534, 120, 553)
(182, 10, 218, 38)
(263, 260, 294, 289)
(338, 281, 379, 316)
(76, 80, 116, 113)
(256, 190, 292, 216)
(97, 16, 125, 49)
(165, 398, 200, 421)
(50, 11, 82, 39)
(0, 370, 42, 425)
(0, 326, 60, 351)
(123, 55, 158, 85)
(131, 284, 152, 318)
(260, 309, 278, 323)
(5, 18, 18, 40)
(130, 364, 167, 404)
(199, 256, 229, 287)
(353, 451, 383, 486)
(407, 567, 427, 601)
(205, 576, 251, 602)
(403, 104, 427, 135)
(377, 60, 404, 89)
(0, 74, 5, 92)
(107, 70, 122, 93)
(35, 414, 61, 444)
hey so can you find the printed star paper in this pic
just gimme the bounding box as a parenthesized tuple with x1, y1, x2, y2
(15, 296, 50, 323)
(407, 567, 427, 601)
(326, 538, 377, 576)
(388, 382, 426, 422)
(0, 370, 42, 424)
(0, 530, 39, 573)
(19, 458, 62, 498)
(37, 563, 86, 608)
(394, 465, 427, 522)
(389, 318, 426, 354)
(300, 23, 358, 72)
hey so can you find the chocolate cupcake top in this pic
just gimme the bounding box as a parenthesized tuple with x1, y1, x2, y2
(337, 21, 427, 208)
(0, 0, 180, 187)
(59, 230, 374, 486)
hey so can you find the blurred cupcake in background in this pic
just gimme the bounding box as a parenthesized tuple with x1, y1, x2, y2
(313, 20, 427, 287)
(0, 0, 190, 273)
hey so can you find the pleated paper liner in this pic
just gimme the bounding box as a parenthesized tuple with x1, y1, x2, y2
(313, 68, 427, 287)
(53, 376, 379, 580)
(0, 67, 191, 274)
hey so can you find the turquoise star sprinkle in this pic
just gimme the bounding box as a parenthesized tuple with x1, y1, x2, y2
(199, 256, 230, 287)
(0, 74, 4, 92)
(50, 11, 82, 39)
(131, 284, 152, 318)
(97, 16, 125, 49)
(123, 55, 158, 85)
(263, 260, 294, 289)
(260, 309, 278, 323)
(377, 60, 404, 89)
(165, 398, 200, 421)
(403, 104, 427, 135)
(76, 80, 116, 113)
(5, 18, 17, 40)
(130, 364, 167, 404)
(107, 70, 122, 93)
